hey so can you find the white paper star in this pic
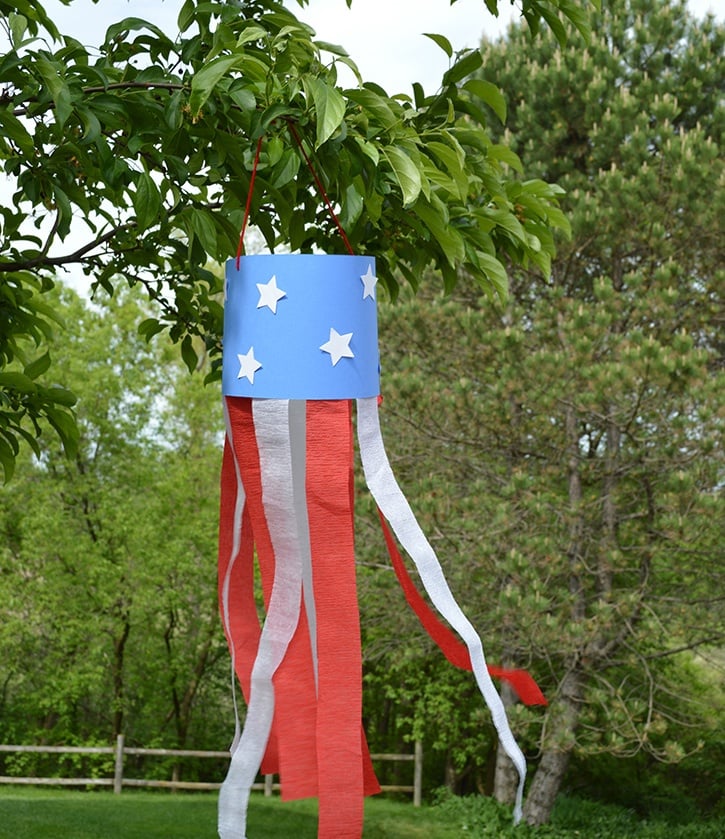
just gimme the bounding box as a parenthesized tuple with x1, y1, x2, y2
(360, 264, 378, 300)
(320, 328, 354, 366)
(256, 274, 287, 314)
(237, 347, 262, 383)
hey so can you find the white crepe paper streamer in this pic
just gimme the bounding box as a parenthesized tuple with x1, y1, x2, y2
(289, 400, 318, 686)
(356, 396, 526, 823)
(218, 400, 305, 839)
(220, 402, 247, 756)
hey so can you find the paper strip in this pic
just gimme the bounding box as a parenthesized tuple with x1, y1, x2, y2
(306, 400, 366, 838)
(356, 396, 527, 823)
(218, 400, 303, 839)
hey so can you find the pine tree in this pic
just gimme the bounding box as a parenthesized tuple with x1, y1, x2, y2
(367, 0, 723, 822)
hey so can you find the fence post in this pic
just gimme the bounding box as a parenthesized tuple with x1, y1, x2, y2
(413, 740, 423, 807)
(113, 734, 124, 795)
(264, 774, 274, 797)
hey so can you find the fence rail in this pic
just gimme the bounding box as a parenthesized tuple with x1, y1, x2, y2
(0, 736, 423, 805)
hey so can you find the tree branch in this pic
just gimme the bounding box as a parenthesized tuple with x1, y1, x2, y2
(12, 81, 188, 117)
(645, 636, 724, 660)
(83, 81, 188, 94)
(0, 222, 134, 272)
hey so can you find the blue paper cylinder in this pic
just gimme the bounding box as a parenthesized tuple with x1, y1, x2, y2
(223, 254, 380, 399)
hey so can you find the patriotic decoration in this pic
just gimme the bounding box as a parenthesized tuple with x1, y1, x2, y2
(217, 253, 544, 839)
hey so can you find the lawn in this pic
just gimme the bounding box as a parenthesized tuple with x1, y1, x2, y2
(0, 788, 462, 839)
(1, 787, 722, 838)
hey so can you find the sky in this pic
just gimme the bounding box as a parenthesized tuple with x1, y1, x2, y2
(41, 0, 518, 94)
(38, 0, 724, 96)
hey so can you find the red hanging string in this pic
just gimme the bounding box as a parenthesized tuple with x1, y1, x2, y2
(235, 126, 354, 263)
(235, 136, 264, 269)
(287, 121, 355, 256)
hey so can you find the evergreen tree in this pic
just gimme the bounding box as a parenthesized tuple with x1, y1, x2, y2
(363, 0, 723, 822)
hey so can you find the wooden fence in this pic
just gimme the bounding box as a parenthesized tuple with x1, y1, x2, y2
(0, 736, 423, 806)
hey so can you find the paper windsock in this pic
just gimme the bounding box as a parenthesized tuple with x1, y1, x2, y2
(217, 254, 538, 839)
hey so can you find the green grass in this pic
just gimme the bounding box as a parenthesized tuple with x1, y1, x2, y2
(0, 788, 462, 839)
(1, 788, 723, 838)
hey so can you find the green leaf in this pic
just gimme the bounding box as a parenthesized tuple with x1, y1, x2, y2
(539, 6, 568, 47)
(442, 50, 483, 87)
(190, 209, 218, 256)
(9, 13, 28, 48)
(45, 407, 78, 458)
(426, 141, 467, 198)
(332, 53, 363, 86)
(288, 210, 306, 251)
(178, 0, 195, 32)
(463, 78, 507, 123)
(304, 76, 346, 148)
(479, 207, 527, 243)
(190, 54, 242, 117)
(270, 150, 301, 189)
(383, 146, 422, 207)
(0, 108, 35, 155)
(354, 136, 380, 166)
(559, 0, 593, 42)
(35, 54, 72, 127)
(0, 372, 36, 393)
(314, 40, 351, 58)
(345, 88, 398, 130)
(133, 172, 162, 231)
(412, 82, 426, 109)
(542, 204, 571, 237)
(423, 33, 453, 58)
(237, 53, 270, 83)
(77, 106, 102, 142)
(137, 317, 167, 342)
(12, 423, 41, 457)
(105, 17, 171, 45)
(487, 143, 524, 173)
(229, 85, 256, 112)
(237, 25, 268, 46)
(44, 385, 77, 408)
(0, 436, 16, 483)
(340, 182, 364, 228)
(475, 251, 509, 299)
(413, 198, 465, 266)
(24, 351, 51, 380)
(180, 335, 198, 374)
(259, 103, 293, 133)
(52, 186, 72, 238)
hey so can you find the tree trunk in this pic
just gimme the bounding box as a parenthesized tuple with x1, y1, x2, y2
(112, 605, 131, 738)
(523, 398, 587, 826)
(523, 666, 584, 825)
(524, 747, 571, 826)
(599, 406, 620, 598)
(444, 753, 458, 792)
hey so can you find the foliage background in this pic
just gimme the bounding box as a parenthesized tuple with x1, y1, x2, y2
(0, 0, 723, 829)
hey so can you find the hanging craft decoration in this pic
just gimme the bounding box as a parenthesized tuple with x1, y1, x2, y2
(216, 136, 545, 839)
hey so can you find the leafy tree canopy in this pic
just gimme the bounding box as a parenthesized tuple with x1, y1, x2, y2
(0, 0, 599, 479)
(0, 282, 226, 751)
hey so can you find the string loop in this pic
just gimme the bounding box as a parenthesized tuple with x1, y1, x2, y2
(235, 125, 355, 264)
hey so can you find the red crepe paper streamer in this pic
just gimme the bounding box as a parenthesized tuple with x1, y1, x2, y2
(377, 511, 547, 707)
